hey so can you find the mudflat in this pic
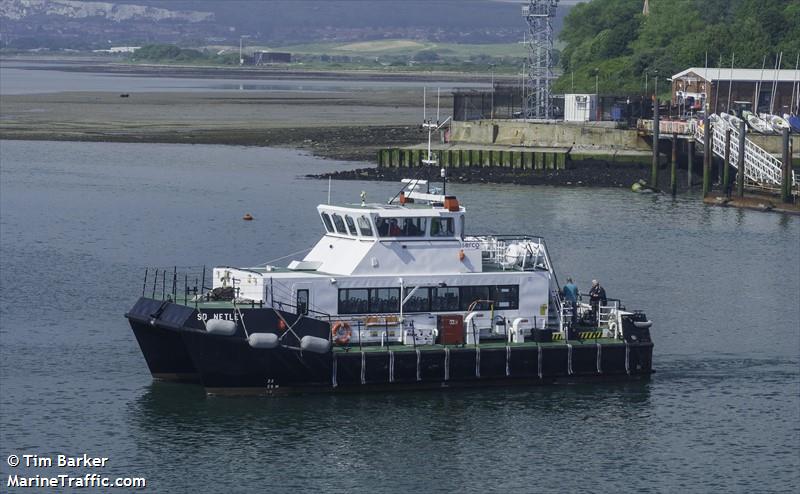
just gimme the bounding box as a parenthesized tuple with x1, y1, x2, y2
(0, 87, 439, 161)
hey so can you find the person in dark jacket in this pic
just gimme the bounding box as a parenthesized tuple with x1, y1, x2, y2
(588, 279, 607, 325)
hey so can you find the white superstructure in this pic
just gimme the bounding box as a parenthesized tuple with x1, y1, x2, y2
(211, 180, 560, 346)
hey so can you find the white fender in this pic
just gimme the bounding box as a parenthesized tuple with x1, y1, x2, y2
(206, 319, 237, 336)
(248, 332, 279, 349)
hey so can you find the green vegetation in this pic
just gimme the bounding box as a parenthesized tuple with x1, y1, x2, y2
(556, 0, 800, 95)
(126, 41, 526, 74)
(131, 44, 240, 65)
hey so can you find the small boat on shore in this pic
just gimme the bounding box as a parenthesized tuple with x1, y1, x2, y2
(743, 111, 775, 134)
(762, 114, 790, 133)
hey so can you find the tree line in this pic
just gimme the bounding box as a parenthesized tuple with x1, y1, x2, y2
(555, 0, 800, 95)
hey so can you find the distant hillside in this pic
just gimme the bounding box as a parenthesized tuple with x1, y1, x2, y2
(0, 0, 574, 50)
(556, 0, 800, 95)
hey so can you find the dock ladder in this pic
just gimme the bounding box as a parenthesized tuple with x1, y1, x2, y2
(695, 120, 798, 194)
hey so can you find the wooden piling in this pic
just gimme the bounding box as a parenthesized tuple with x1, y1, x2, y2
(723, 129, 731, 197)
(782, 128, 792, 203)
(736, 120, 746, 198)
(651, 97, 659, 188)
(702, 114, 711, 197)
(670, 133, 678, 196)
(687, 140, 694, 188)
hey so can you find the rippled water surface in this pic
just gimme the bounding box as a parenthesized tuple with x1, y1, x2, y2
(1, 140, 798, 492)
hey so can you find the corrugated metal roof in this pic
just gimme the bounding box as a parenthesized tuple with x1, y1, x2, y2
(671, 68, 799, 83)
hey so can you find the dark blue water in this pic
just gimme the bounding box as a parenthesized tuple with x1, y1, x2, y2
(1, 140, 798, 492)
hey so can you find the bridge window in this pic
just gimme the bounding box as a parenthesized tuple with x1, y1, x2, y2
(344, 215, 358, 236)
(331, 213, 347, 235)
(431, 217, 455, 237)
(321, 213, 334, 233)
(375, 217, 427, 237)
(357, 216, 374, 237)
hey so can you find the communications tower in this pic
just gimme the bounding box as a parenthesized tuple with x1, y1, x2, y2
(522, 0, 558, 119)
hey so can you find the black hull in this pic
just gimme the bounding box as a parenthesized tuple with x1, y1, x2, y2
(126, 297, 655, 394)
(126, 297, 203, 382)
(181, 327, 654, 396)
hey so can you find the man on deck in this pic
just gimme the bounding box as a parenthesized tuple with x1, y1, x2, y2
(562, 278, 579, 326)
(589, 279, 607, 325)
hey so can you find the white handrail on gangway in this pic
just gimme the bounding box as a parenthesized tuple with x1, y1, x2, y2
(695, 118, 797, 191)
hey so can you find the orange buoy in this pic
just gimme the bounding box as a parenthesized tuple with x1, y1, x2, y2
(243, 213, 253, 221)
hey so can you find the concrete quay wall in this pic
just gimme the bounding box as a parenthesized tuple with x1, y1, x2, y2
(450, 120, 652, 153)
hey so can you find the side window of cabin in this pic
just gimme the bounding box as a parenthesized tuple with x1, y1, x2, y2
(403, 287, 430, 312)
(460, 286, 491, 311)
(431, 287, 459, 311)
(357, 216, 374, 237)
(338, 288, 368, 314)
(491, 285, 519, 310)
(344, 215, 358, 236)
(369, 288, 400, 313)
(331, 213, 347, 235)
(321, 213, 334, 233)
(431, 217, 455, 237)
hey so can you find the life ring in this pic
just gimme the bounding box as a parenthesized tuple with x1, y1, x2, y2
(331, 321, 352, 345)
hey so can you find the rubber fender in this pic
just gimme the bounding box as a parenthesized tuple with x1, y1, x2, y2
(248, 332, 279, 349)
(206, 319, 237, 336)
(633, 320, 653, 329)
(300, 335, 331, 354)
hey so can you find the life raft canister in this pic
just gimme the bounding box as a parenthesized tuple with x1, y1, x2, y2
(331, 321, 352, 345)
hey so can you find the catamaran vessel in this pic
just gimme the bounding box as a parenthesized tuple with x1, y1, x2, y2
(126, 101, 654, 396)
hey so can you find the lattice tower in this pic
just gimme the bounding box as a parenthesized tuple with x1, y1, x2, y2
(522, 0, 558, 119)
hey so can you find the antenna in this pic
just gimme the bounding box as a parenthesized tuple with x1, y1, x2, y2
(436, 88, 440, 124)
(423, 86, 427, 122)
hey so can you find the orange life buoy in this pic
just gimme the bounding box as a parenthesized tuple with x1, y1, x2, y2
(331, 321, 352, 345)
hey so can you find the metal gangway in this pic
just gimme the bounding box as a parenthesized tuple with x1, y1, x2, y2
(695, 118, 798, 194)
